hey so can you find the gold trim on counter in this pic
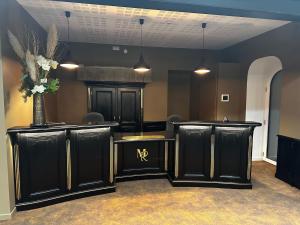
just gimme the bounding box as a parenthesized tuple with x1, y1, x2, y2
(122, 135, 165, 141)
(175, 134, 179, 178)
(12, 142, 21, 200)
(110, 136, 114, 183)
(164, 141, 168, 171)
(247, 135, 253, 180)
(210, 134, 215, 179)
(114, 144, 118, 175)
(87, 87, 92, 112)
(66, 139, 71, 190)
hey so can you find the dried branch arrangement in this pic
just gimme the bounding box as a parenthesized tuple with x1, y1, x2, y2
(8, 24, 60, 101)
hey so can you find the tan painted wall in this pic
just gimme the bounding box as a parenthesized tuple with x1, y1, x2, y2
(54, 43, 221, 123)
(167, 71, 191, 120)
(222, 22, 300, 139)
(216, 63, 243, 121)
(0, 31, 15, 221)
(1, 0, 46, 128)
(279, 71, 300, 139)
(2, 58, 33, 128)
(190, 68, 218, 121)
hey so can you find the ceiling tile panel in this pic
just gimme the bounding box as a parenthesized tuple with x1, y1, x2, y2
(17, 0, 290, 49)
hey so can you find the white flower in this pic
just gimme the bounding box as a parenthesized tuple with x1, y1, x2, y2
(50, 60, 58, 69)
(31, 85, 46, 94)
(40, 78, 48, 84)
(36, 55, 51, 71)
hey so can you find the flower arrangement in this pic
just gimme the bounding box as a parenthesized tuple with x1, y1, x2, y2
(8, 24, 60, 101)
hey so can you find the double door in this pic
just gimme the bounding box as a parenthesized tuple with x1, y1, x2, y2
(90, 86, 142, 132)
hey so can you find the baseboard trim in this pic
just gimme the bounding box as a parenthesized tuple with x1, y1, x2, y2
(252, 157, 263, 161)
(0, 207, 16, 221)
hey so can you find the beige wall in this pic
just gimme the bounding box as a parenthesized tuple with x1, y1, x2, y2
(216, 63, 243, 121)
(54, 43, 221, 123)
(0, 32, 15, 221)
(279, 71, 300, 139)
(222, 22, 300, 139)
(1, 0, 46, 128)
(167, 70, 191, 120)
(3, 57, 33, 128)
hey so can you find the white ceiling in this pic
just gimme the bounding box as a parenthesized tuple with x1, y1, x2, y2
(17, 0, 290, 50)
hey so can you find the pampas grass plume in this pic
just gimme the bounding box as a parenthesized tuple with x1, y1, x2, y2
(8, 30, 25, 59)
(46, 24, 58, 58)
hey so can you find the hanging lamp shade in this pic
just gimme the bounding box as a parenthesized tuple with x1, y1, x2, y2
(133, 18, 151, 73)
(133, 54, 150, 73)
(60, 49, 79, 70)
(194, 23, 210, 75)
(60, 11, 79, 70)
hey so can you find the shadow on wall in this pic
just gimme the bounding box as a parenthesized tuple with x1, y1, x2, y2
(3, 57, 33, 128)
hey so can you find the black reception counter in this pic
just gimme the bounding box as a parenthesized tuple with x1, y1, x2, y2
(7, 121, 260, 210)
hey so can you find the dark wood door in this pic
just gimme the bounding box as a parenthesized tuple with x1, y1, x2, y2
(214, 127, 251, 183)
(91, 87, 117, 121)
(117, 88, 141, 132)
(178, 125, 212, 180)
(17, 131, 67, 202)
(70, 128, 112, 191)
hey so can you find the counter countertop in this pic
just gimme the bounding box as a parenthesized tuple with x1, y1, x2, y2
(114, 131, 175, 143)
(7, 122, 119, 133)
(172, 121, 261, 127)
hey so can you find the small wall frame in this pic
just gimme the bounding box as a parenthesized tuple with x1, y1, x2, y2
(221, 94, 230, 102)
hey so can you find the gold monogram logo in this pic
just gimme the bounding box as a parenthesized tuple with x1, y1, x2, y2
(137, 148, 149, 162)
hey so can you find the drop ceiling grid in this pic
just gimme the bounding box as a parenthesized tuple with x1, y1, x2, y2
(17, 0, 290, 49)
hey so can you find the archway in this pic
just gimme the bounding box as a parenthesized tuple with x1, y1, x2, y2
(246, 56, 282, 162)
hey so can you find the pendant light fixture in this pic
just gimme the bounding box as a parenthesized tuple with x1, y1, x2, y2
(60, 11, 79, 70)
(133, 18, 151, 73)
(194, 23, 211, 75)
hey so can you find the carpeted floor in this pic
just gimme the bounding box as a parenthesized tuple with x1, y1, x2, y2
(1, 161, 300, 225)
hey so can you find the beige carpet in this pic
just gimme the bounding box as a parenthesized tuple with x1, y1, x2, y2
(1, 162, 300, 225)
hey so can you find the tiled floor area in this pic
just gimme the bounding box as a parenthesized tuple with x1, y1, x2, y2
(1, 161, 300, 225)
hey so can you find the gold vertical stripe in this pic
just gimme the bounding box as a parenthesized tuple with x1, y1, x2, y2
(247, 135, 253, 180)
(109, 136, 114, 183)
(210, 134, 215, 179)
(164, 141, 168, 171)
(13, 143, 21, 200)
(87, 87, 92, 112)
(175, 134, 179, 178)
(114, 144, 118, 175)
(66, 139, 71, 190)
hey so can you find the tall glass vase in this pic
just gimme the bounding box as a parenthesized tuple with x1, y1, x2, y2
(32, 94, 46, 127)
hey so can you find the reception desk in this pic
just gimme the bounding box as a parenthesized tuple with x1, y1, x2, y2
(7, 123, 118, 210)
(114, 132, 174, 181)
(168, 121, 261, 188)
(7, 121, 260, 210)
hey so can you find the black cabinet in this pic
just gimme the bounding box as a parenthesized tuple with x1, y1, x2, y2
(70, 127, 113, 191)
(169, 122, 259, 188)
(116, 140, 166, 181)
(17, 130, 67, 202)
(90, 85, 141, 132)
(177, 125, 212, 180)
(8, 124, 117, 210)
(276, 135, 300, 188)
(214, 127, 251, 183)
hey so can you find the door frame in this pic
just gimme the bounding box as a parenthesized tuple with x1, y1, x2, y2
(246, 56, 282, 163)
